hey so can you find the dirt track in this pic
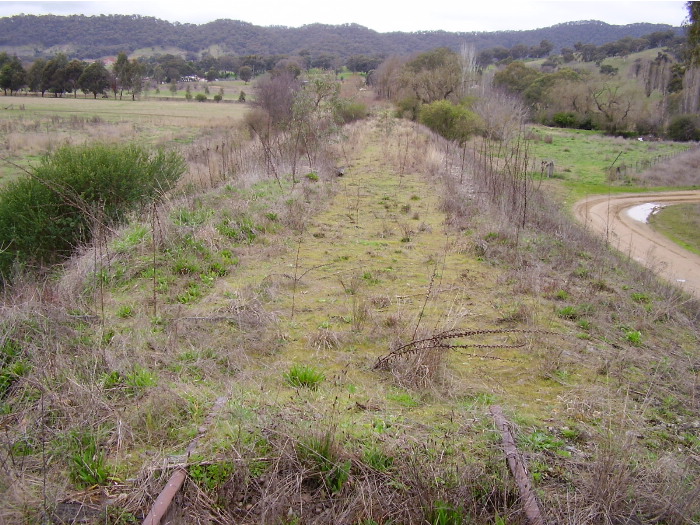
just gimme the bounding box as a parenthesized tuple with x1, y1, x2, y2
(573, 191, 700, 298)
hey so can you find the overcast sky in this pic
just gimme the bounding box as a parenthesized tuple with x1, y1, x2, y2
(0, 1, 689, 33)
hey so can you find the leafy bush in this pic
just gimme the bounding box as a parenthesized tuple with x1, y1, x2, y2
(599, 64, 619, 76)
(396, 96, 421, 120)
(552, 112, 577, 128)
(666, 115, 700, 142)
(335, 99, 367, 123)
(419, 99, 482, 142)
(195, 93, 207, 102)
(0, 143, 185, 281)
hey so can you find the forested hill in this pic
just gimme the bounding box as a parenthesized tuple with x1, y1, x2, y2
(0, 14, 682, 60)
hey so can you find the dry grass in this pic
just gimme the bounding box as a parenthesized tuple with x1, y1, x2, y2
(636, 144, 700, 187)
(0, 97, 249, 185)
(1, 100, 699, 524)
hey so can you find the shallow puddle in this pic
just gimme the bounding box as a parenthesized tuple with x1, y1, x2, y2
(626, 202, 664, 223)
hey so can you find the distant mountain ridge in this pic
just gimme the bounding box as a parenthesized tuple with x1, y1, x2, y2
(0, 14, 683, 60)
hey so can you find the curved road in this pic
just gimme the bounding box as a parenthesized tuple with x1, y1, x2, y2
(573, 191, 700, 299)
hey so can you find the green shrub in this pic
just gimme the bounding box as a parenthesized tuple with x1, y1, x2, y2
(667, 115, 700, 141)
(195, 93, 207, 102)
(396, 96, 421, 120)
(0, 143, 185, 282)
(335, 99, 368, 123)
(599, 64, 619, 76)
(419, 99, 482, 142)
(552, 112, 577, 128)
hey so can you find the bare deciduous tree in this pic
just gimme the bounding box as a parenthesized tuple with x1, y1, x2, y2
(370, 55, 407, 101)
(473, 80, 528, 143)
(254, 70, 301, 127)
(459, 42, 478, 97)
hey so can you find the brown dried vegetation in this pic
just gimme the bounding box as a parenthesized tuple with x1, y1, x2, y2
(1, 84, 699, 525)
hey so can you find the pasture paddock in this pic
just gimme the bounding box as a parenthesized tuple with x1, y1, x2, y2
(0, 96, 249, 184)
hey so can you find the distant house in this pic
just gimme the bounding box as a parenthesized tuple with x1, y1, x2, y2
(180, 75, 205, 83)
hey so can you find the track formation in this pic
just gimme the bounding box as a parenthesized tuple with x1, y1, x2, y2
(573, 191, 700, 299)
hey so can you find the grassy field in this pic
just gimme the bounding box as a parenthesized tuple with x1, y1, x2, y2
(0, 95, 249, 184)
(145, 79, 250, 101)
(650, 202, 700, 255)
(527, 126, 691, 199)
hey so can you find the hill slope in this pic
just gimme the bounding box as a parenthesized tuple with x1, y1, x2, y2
(0, 14, 682, 59)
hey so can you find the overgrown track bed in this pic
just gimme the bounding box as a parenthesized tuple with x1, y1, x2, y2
(1, 117, 699, 524)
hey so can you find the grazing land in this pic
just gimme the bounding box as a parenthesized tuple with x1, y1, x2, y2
(527, 127, 691, 198)
(0, 96, 248, 184)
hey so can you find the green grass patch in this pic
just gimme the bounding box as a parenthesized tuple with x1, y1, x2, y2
(526, 126, 689, 200)
(284, 364, 325, 390)
(649, 203, 700, 256)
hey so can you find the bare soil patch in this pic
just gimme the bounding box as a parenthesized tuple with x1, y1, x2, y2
(573, 190, 700, 297)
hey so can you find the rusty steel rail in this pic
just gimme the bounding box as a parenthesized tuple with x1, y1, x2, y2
(142, 396, 228, 525)
(490, 405, 546, 525)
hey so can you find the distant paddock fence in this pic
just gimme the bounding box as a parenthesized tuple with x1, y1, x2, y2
(607, 152, 684, 182)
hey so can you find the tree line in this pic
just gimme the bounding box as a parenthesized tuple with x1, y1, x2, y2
(476, 30, 682, 67)
(0, 49, 388, 99)
(370, 12, 700, 142)
(0, 51, 145, 99)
